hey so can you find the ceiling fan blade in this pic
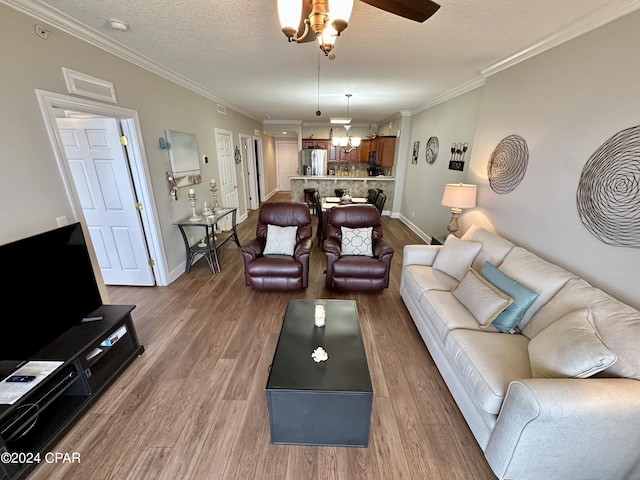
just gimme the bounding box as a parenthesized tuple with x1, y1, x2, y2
(359, 0, 440, 23)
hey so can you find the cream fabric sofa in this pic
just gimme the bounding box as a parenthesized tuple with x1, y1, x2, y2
(400, 225, 640, 480)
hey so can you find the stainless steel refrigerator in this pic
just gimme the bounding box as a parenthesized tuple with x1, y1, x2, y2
(299, 149, 327, 176)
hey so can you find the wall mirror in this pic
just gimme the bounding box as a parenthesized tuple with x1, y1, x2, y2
(165, 129, 201, 187)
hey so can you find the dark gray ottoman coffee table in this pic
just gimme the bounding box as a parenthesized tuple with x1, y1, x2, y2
(265, 299, 373, 447)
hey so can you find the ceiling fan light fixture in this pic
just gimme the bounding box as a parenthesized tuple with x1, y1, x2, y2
(329, 0, 354, 33)
(277, 0, 355, 56)
(277, 0, 303, 39)
(317, 24, 338, 54)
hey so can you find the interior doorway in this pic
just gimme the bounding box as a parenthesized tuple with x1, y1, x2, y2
(240, 134, 259, 211)
(254, 137, 265, 202)
(36, 89, 169, 287)
(55, 117, 154, 286)
(276, 141, 298, 191)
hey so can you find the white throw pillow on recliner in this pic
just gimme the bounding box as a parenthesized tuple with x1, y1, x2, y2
(263, 224, 298, 255)
(433, 234, 482, 281)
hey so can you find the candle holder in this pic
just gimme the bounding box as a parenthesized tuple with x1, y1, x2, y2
(202, 201, 213, 217)
(210, 182, 221, 212)
(188, 192, 202, 222)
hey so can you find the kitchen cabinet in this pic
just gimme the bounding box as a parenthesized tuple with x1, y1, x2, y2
(336, 145, 360, 162)
(302, 139, 335, 161)
(359, 139, 372, 163)
(302, 139, 329, 150)
(372, 136, 397, 167)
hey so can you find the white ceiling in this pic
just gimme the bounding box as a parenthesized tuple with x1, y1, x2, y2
(8, 0, 640, 133)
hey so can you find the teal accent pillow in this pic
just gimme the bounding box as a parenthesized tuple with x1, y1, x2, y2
(341, 226, 373, 256)
(480, 262, 540, 333)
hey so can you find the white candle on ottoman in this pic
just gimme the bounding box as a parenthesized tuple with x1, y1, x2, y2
(314, 302, 326, 327)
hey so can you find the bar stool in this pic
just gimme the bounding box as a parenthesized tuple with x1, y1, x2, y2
(303, 188, 318, 215)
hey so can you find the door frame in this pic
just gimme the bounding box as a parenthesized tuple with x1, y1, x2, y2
(35, 89, 169, 286)
(240, 133, 258, 210)
(254, 136, 265, 202)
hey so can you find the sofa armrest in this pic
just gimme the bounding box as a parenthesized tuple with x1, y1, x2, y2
(485, 378, 640, 480)
(402, 244, 441, 267)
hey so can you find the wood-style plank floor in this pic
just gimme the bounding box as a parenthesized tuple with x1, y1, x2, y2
(28, 192, 496, 480)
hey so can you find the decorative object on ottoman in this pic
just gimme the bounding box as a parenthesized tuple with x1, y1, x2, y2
(311, 346, 328, 362)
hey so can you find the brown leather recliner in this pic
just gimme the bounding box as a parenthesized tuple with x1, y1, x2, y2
(241, 202, 313, 290)
(323, 204, 394, 291)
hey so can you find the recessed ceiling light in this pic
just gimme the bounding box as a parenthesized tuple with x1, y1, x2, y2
(109, 19, 129, 32)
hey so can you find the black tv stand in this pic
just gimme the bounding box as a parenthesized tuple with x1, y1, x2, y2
(0, 305, 144, 480)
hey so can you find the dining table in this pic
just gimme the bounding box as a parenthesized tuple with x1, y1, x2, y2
(321, 196, 368, 211)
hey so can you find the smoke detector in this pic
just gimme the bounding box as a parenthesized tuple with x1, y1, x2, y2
(109, 19, 129, 32)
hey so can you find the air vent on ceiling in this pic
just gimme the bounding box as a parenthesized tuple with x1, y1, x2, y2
(62, 67, 118, 103)
(217, 104, 227, 115)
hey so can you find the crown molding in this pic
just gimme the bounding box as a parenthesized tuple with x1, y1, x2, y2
(480, 0, 640, 77)
(2, 0, 261, 122)
(409, 0, 640, 117)
(411, 76, 486, 115)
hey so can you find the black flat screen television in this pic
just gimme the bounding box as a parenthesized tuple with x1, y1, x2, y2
(0, 222, 103, 360)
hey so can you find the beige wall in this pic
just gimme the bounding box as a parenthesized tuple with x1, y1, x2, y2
(401, 89, 484, 239)
(0, 5, 265, 283)
(399, 10, 640, 309)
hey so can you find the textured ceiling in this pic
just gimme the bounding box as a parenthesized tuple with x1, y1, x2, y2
(7, 0, 639, 131)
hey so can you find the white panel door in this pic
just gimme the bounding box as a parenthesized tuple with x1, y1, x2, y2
(215, 129, 239, 230)
(276, 141, 298, 191)
(56, 117, 154, 286)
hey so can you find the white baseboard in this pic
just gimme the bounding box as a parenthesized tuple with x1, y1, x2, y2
(397, 214, 432, 244)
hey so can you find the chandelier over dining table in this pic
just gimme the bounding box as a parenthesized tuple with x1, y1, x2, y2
(331, 94, 361, 153)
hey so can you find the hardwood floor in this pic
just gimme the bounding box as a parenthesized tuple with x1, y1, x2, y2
(28, 192, 496, 480)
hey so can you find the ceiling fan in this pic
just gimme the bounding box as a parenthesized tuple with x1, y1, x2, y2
(278, 0, 440, 57)
(359, 0, 441, 23)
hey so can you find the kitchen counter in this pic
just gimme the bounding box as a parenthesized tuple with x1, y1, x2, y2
(290, 176, 395, 213)
(289, 176, 395, 180)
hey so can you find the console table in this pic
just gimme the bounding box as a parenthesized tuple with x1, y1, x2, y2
(0, 305, 144, 480)
(174, 207, 240, 274)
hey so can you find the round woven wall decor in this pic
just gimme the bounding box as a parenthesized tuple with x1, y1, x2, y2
(487, 135, 529, 194)
(576, 125, 640, 248)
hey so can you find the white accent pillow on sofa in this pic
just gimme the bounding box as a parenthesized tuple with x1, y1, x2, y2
(528, 308, 617, 378)
(263, 224, 298, 255)
(433, 235, 482, 281)
(452, 269, 513, 327)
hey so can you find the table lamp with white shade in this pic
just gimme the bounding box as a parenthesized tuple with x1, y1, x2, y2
(441, 183, 477, 235)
